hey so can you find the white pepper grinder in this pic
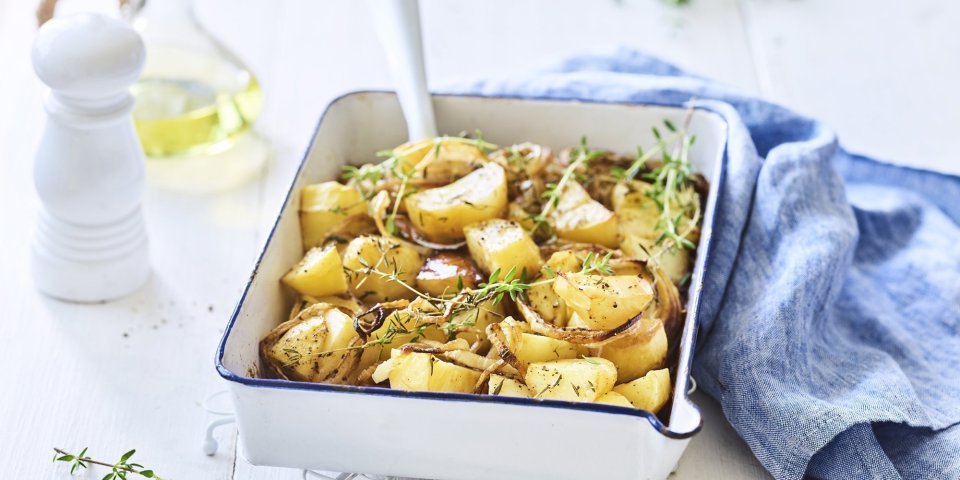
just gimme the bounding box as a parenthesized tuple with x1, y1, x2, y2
(31, 13, 151, 302)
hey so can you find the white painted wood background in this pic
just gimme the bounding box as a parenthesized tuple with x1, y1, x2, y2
(1, 0, 957, 478)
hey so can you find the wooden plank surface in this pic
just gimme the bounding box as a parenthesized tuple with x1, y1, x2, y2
(0, 0, 957, 479)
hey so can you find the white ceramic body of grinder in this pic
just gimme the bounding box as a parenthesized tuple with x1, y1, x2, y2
(31, 13, 151, 302)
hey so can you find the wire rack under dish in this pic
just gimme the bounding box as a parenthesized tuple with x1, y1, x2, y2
(305, 472, 417, 480)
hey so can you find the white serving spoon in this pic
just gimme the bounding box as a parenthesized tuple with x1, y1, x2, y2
(367, 0, 438, 141)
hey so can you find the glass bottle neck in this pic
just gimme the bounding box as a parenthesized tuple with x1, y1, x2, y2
(140, 0, 196, 22)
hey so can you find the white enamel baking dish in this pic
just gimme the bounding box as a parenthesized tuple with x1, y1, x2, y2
(217, 92, 727, 480)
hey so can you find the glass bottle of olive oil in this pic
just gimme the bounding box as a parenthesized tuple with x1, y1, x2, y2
(126, 0, 263, 158)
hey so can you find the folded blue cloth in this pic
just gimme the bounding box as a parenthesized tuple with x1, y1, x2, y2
(445, 48, 960, 479)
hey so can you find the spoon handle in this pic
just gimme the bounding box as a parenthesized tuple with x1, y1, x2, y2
(367, 0, 438, 141)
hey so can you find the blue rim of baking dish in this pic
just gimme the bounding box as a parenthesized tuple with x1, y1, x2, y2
(216, 91, 730, 441)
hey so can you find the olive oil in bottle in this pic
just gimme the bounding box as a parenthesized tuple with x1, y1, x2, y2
(126, 0, 264, 158)
(132, 49, 263, 157)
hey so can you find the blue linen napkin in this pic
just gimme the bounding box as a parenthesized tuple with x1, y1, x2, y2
(444, 48, 960, 479)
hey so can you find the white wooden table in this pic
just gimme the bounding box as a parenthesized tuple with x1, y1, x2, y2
(1, 1, 957, 478)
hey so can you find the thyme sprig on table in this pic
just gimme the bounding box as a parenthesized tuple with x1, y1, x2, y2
(53, 447, 162, 479)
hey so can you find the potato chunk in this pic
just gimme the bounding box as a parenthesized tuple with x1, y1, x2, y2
(358, 299, 445, 370)
(552, 273, 654, 330)
(342, 236, 425, 302)
(525, 357, 617, 402)
(392, 137, 486, 174)
(464, 219, 542, 278)
(596, 391, 635, 408)
(415, 252, 483, 297)
(600, 318, 668, 383)
(621, 235, 691, 285)
(614, 180, 696, 284)
(544, 250, 584, 274)
(489, 374, 531, 397)
(525, 250, 592, 326)
(375, 351, 481, 393)
(550, 182, 618, 248)
(299, 182, 367, 249)
(404, 163, 507, 242)
(514, 333, 580, 363)
(613, 368, 672, 414)
(614, 190, 660, 241)
(526, 280, 566, 325)
(390, 139, 434, 172)
(265, 306, 357, 382)
(281, 243, 348, 297)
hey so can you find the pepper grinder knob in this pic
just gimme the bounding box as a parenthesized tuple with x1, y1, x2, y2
(31, 13, 151, 302)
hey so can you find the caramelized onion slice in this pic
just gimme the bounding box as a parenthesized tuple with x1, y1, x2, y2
(651, 266, 683, 343)
(398, 338, 471, 355)
(486, 321, 528, 377)
(516, 300, 656, 347)
(353, 299, 411, 338)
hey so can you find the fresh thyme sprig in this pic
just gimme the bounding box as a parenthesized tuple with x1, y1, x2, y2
(473, 266, 531, 305)
(645, 118, 698, 251)
(345, 134, 498, 235)
(281, 347, 303, 367)
(53, 447, 162, 479)
(615, 108, 700, 253)
(529, 136, 606, 235)
(313, 252, 614, 359)
(578, 251, 614, 275)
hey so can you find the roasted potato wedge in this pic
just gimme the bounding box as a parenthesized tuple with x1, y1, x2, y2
(514, 332, 580, 363)
(404, 163, 508, 242)
(489, 374, 532, 398)
(525, 357, 617, 402)
(300, 181, 368, 249)
(599, 317, 668, 383)
(613, 368, 671, 414)
(263, 304, 358, 382)
(552, 273, 654, 330)
(342, 235, 425, 302)
(281, 243, 349, 298)
(464, 219, 542, 278)
(374, 351, 481, 393)
(550, 182, 618, 248)
(621, 235, 691, 285)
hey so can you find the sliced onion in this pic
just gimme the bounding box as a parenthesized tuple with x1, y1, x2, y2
(651, 266, 683, 342)
(398, 338, 470, 354)
(486, 321, 528, 377)
(369, 190, 392, 238)
(516, 300, 656, 347)
(473, 358, 507, 393)
(353, 299, 411, 338)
